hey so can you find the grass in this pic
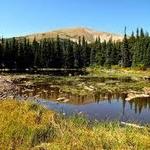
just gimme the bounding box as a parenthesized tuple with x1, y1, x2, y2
(0, 99, 56, 149)
(22, 67, 150, 96)
(0, 100, 150, 150)
(87, 65, 150, 80)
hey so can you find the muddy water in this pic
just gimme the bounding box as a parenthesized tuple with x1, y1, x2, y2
(17, 83, 150, 124)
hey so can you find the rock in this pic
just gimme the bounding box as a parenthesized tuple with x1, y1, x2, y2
(25, 82, 32, 86)
(63, 99, 70, 103)
(78, 83, 85, 87)
(125, 93, 150, 101)
(105, 80, 120, 85)
(69, 73, 72, 77)
(127, 90, 142, 94)
(96, 83, 106, 86)
(143, 87, 150, 95)
(42, 90, 48, 93)
(84, 86, 94, 91)
(24, 89, 34, 92)
(7, 95, 14, 99)
(0, 75, 20, 100)
(143, 76, 150, 81)
(62, 112, 66, 115)
(89, 85, 95, 89)
(34, 95, 40, 99)
(56, 97, 66, 101)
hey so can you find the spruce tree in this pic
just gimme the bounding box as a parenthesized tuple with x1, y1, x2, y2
(121, 27, 131, 67)
(105, 39, 113, 67)
(55, 35, 63, 68)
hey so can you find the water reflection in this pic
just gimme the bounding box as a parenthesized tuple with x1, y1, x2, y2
(2, 69, 86, 76)
(128, 98, 150, 114)
(17, 83, 150, 116)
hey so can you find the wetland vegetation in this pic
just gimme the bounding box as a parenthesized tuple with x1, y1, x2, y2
(0, 99, 150, 150)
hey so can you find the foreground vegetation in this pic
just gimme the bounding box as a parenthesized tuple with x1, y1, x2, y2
(0, 99, 150, 150)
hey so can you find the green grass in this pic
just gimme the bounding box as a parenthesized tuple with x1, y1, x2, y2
(87, 65, 150, 79)
(0, 100, 150, 150)
(24, 70, 150, 96)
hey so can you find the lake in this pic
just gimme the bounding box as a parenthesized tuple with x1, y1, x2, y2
(17, 83, 150, 124)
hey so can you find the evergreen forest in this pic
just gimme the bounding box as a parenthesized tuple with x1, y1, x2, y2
(0, 28, 150, 70)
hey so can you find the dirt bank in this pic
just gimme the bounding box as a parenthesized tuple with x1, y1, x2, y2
(0, 75, 19, 99)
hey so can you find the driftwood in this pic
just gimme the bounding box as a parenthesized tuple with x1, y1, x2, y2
(121, 122, 145, 129)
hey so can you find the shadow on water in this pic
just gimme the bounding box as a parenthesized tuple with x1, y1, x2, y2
(16, 83, 150, 124)
(0, 69, 87, 76)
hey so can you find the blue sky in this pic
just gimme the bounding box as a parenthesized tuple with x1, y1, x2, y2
(0, 0, 150, 37)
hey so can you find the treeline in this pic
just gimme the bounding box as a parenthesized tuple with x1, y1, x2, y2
(0, 28, 150, 70)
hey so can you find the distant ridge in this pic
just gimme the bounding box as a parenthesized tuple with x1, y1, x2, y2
(18, 27, 123, 43)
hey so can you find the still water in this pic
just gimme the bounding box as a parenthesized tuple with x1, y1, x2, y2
(18, 83, 150, 124)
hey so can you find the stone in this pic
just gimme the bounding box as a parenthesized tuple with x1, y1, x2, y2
(125, 93, 150, 101)
(56, 97, 66, 101)
(143, 87, 150, 95)
(63, 99, 70, 103)
(84, 86, 94, 91)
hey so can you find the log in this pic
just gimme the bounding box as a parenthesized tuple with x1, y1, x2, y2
(121, 122, 145, 129)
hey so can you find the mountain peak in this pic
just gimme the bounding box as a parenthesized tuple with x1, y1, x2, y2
(24, 27, 123, 43)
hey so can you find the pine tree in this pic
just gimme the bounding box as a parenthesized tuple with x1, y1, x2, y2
(73, 42, 79, 68)
(95, 38, 103, 65)
(90, 47, 96, 65)
(0, 38, 3, 68)
(121, 27, 131, 67)
(140, 28, 145, 38)
(81, 36, 88, 67)
(144, 43, 150, 67)
(32, 37, 39, 68)
(136, 28, 139, 39)
(66, 39, 74, 68)
(105, 39, 113, 67)
(55, 35, 63, 68)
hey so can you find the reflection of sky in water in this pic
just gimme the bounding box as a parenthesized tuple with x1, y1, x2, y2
(35, 98, 150, 124)
(18, 84, 150, 124)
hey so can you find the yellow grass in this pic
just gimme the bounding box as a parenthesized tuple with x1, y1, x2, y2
(0, 100, 150, 150)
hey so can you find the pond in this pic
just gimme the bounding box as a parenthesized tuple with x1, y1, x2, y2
(17, 83, 150, 124)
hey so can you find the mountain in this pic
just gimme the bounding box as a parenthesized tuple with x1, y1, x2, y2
(20, 27, 123, 43)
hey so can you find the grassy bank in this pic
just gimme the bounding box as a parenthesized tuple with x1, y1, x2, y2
(0, 99, 56, 149)
(0, 100, 150, 150)
(87, 66, 150, 79)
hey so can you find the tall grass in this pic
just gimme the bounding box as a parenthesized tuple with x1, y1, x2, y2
(0, 100, 56, 149)
(0, 100, 150, 150)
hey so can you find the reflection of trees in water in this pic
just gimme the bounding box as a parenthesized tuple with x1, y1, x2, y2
(128, 98, 150, 114)
(94, 92, 124, 104)
(19, 85, 127, 105)
(18, 85, 150, 113)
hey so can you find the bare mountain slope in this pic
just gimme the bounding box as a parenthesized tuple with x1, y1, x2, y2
(23, 27, 123, 43)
